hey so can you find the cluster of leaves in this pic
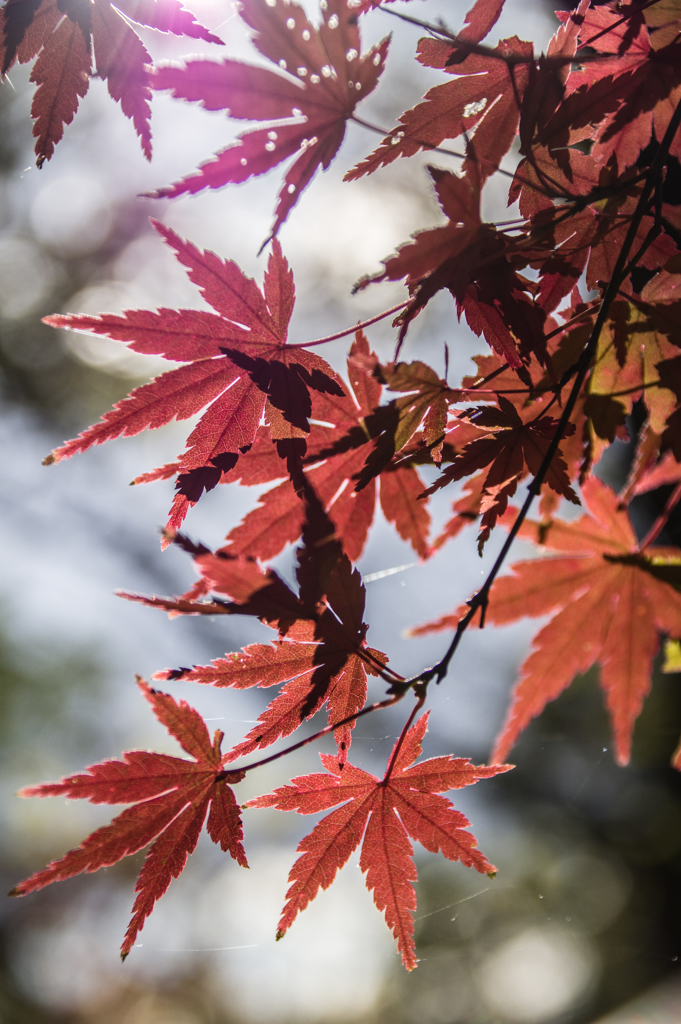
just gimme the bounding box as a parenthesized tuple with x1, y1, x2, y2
(10, 0, 681, 971)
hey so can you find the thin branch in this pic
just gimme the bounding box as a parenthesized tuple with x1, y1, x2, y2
(466, 363, 509, 389)
(229, 692, 406, 776)
(350, 115, 518, 182)
(406, 94, 681, 692)
(357, 644, 406, 682)
(379, 5, 626, 67)
(217, 46, 680, 781)
(545, 304, 600, 341)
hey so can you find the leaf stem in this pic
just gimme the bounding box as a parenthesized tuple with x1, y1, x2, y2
(292, 302, 408, 348)
(637, 480, 681, 551)
(382, 692, 426, 784)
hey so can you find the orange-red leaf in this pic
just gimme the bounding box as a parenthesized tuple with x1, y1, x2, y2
(137, 493, 389, 761)
(359, 166, 547, 361)
(347, 33, 531, 184)
(413, 478, 681, 766)
(425, 395, 579, 551)
(247, 711, 511, 969)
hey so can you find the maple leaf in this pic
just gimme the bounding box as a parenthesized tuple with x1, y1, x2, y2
(424, 395, 579, 552)
(147, 0, 389, 242)
(218, 335, 435, 562)
(359, 164, 547, 364)
(246, 711, 511, 969)
(555, 2, 681, 171)
(626, 447, 681, 502)
(196, 331, 432, 565)
(431, 338, 588, 549)
(513, 0, 590, 168)
(508, 159, 679, 341)
(584, 291, 681, 466)
(9, 680, 247, 959)
(0, 0, 221, 165)
(412, 477, 681, 767)
(211, 491, 389, 763)
(43, 222, 344, 534)
(379, 360, 451, 459)
(216, 331, 385, 561)
(134, 489, 390, 762)
(343, 356, 455, 487)
(346, 13, 532, 184)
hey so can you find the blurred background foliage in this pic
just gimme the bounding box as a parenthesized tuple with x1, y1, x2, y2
(2, 0, 681, 1021)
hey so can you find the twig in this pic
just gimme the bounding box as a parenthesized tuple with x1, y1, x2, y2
(350, 115, 518, 182)
(579, 0, 664, 50)
(228, 692, 406, 775)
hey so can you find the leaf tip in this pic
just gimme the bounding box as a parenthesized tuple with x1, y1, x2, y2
(136, 675, 152, 696)
(161, 528, 177, 550)
(7, 886, 21, 897)
(42, 454, 56, 466)
(275, 928, 285, 942)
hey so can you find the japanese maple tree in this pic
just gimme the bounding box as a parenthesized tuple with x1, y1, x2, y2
(8, 0, 681, 973)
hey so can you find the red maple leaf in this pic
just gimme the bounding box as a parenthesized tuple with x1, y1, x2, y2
(247, 711, 511, 969)
(43, 222, 344, 533)
(132, 490, 391, 762)
(359, 165, 547, 364)
(0, 0, 221, 165)
(346, 14, 532, 185)
(148, 0, 389, 241)
(413, 477, 681, 767)
(556, 2, 681, 170)
(425, 394, 580, 552)
(217, 333, 433, 562)
(430, 332, 591, 549)
(338, 355, 456, 488)
(584, 289, 681, 466)
(9, 680, 248, 959)
(509, 153, 678, 327)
